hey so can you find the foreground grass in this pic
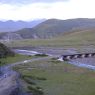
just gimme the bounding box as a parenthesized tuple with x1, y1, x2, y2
(14, 58, 95, 95)
(0, 54, 32, 66)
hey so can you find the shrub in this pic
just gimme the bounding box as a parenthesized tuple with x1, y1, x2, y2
(36, 77, 47, 80)
(35, 54, 48, 57)
(24, 77, 36, 85)
(28, 85, 44, 95)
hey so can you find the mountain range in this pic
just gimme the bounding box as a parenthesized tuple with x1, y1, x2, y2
(0, 18, 95, 40)
(0, 19, 45, 32)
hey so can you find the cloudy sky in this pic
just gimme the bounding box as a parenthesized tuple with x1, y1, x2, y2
(0, 0, 95, 21)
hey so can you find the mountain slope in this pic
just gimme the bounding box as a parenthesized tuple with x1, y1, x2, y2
(4, 28, 95, 48)
(15, 18, 95, 39)
(1, 18, 95, 39)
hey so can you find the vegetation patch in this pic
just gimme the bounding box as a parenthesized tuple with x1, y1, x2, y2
(0, 42, 14, 57)
(0, 54, 32, 66)
(34, 54, 48, 57)
(14, 58, 95, 95)
(2, 29, 95, 48)
(27, 85, 44, 95)
(19, 74, 46, 95)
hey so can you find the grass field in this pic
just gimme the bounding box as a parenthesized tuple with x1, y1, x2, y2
(0, 54, 32, 66)
(2, 29, 95, 48)
(14, 58, 95, 95)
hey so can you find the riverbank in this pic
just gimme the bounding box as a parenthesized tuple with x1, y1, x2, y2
(0, 54, 32, 95)
(0, 55, 51, 95)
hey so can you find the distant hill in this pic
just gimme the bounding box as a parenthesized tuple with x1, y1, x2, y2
(15, 18, 95, 39)
(3, 28, 95, 48)
(7, 28, 95, 48)
(1, 18, 95, 39)
(0, 42, 14, 57)
(0, 19, 45, 32)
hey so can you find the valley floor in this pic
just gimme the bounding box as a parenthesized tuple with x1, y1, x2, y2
(0, 46, 95, 95)
(14, 57, 95, 95)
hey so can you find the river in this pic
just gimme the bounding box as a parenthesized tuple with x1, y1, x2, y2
(69, 57, 95, 70)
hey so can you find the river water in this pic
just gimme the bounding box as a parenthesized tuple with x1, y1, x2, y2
(69, 57, 95, 70)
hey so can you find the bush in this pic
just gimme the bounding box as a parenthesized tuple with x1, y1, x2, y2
(28, 86, 44, 95)
(24, 77, 36, 85)
(36, 77, 47, 80)
(35, 54, 48, 57)
(51, 57, 58, 60)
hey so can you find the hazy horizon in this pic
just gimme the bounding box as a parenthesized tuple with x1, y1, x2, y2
(0, 18, 95, 22)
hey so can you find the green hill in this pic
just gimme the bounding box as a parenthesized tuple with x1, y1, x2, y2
(54, 29, 95, 47)
(4, 28, 95, 48)
(1, 18, 95, 39)
(15, 18, 95, 39)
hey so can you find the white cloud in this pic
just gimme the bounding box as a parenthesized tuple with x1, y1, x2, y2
(0, 0, 95, 21)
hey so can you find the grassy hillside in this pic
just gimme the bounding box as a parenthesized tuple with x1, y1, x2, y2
(15, 18, 95, 39)
(3, 28, 95, 48)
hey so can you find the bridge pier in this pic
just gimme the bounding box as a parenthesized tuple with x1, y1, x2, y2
(88, 54, 92, 57)
(74, 55, 78, 59)
(58, 57, 64, 61)
(81, 54, 85, 58)
(66, 56, 71, 60)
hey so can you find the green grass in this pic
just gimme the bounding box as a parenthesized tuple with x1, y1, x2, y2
(14, 58, 95, 95)
(0, 54, 32, 66)
(2, 29, 95, 48)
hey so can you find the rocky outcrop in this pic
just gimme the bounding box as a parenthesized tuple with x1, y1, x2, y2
(2, 33, 23, 41)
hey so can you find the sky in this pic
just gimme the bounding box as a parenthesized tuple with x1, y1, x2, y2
(0, 0, 95, 21)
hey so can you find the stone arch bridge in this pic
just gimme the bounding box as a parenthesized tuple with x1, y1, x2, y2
(58, 53, 95, 61)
